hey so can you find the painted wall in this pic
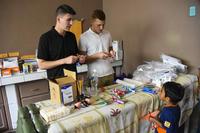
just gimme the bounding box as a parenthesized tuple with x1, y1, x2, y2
(1, 0, 200, 74)
(0, 0, 102, 55)
(103, 0, 200, 74)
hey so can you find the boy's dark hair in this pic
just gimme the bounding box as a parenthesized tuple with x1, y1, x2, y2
(56, 4, 76, 16)
(91, 9, 106, 21)
(163, 82, 185, 104)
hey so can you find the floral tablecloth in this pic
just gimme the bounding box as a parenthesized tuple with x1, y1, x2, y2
(35, 74, 198, 133)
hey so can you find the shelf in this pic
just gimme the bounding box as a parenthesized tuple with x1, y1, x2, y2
(0, 60, 122, 86)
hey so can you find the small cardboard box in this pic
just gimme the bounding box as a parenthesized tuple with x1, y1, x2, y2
(2, 68, 12, 77)
(49, 70, 77, 105)
(0, 53, 8, 58)
(11, 67, 20, 75)
(8, 51, 19, 57)
(3, 57, 18, 68)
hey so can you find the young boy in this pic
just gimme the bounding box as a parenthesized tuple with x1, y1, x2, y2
(149, 82, 185, 133)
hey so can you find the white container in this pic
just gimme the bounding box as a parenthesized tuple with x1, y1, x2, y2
(112, 40, 123, 60)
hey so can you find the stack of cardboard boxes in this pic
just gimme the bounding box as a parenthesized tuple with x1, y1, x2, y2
(0, 52, 39, 77)
(0, 52, 20, 77)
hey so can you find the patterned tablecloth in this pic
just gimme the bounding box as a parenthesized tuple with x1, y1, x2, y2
(35, 74, 198, 133)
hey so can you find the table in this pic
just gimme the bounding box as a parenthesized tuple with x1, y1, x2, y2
(1, 60, 123, 129)
(36, 84, 160, 133)
(34, 74, 198, 133)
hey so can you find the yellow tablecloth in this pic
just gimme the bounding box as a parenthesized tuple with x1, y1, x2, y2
(35, 74, 198, 133)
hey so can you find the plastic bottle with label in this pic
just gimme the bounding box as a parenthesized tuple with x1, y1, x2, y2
(90, 69, 98, 96)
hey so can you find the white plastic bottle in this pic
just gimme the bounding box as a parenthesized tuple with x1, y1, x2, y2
(90, 69, 98, 96)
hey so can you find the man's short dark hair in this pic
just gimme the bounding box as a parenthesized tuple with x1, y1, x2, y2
(56, 4, 76, 16)
(91, 9, 105, 21)
(163, 82, 185, 104)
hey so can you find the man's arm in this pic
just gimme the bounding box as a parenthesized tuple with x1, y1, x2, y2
(37, 55, 78, 70)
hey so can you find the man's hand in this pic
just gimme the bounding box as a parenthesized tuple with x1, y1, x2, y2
(62, 55, 78, 64)
(97, 52, 110, 59)
(109, 50, 116, 58)
(78, 55, 86, 64)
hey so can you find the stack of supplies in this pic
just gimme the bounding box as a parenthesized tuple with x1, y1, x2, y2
(132, 54, 188, 87)
(40, 105, 72, 123)
(161, 54, 187, 73)
(20, 55, 38, 73)
(1, 52, 20, 77)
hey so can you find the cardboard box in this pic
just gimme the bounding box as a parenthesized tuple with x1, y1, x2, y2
(49, 70, 77, 105)
(11, 67, 20, 75)
(0, 53, 8, 58)
(20, 54, 36, 60)
(3, 57, 18, 68)
(8, 51, 20, 57)
(2, 68, 12, 77)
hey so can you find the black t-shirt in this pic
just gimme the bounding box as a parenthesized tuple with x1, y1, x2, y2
(37, 27, 78, 79)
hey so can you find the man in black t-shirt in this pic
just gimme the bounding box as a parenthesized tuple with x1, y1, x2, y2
(37, 4, 85, 79)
